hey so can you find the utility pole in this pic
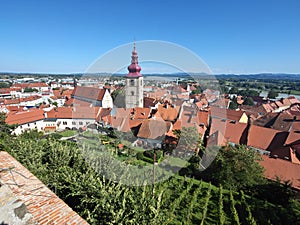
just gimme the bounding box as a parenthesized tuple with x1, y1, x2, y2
(152, 147, 157, 195)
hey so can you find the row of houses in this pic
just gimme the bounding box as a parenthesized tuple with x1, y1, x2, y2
(2, 81, 300, 190)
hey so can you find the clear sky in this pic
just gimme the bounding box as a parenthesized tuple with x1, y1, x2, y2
(0, 0, 299, 74)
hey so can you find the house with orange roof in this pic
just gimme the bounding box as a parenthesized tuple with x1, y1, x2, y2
(5, 108, 45, 135)
(178, 106, 207, 140)
(157, 103, 180, 122)
(208, 118, 248, 146)
(260, 155, 300, 190)
(71, 86, 113, 108)
(0, 88, 11, 98)
(247, 125, 300, 164)
(3, 95, 44, 107)
(136, 117, 171, 149)
(12, 82, 49, 93)
(210, 106, 248, 123)
(45, 106, 101, 131)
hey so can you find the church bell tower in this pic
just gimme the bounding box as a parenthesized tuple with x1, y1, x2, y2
(125, 43, 143, 108)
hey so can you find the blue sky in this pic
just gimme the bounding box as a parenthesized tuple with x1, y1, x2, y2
(0, 0, 299, 74)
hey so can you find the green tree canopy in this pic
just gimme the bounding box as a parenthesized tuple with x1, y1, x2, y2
(243, 97, 255, 106)
(24, 87, 38, 93)
(200, 144, 265, 191)
(229, 97, 238, 109)
(267, 90, 278, 99)
(229, 87, 239, 94)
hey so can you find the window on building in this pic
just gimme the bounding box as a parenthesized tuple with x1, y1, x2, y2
(130, 79, 135, 86)
(140, 79, 142, 86)
(79, 121, 83, 125)
(72, 121, 76, 125)
(131, 91, 134, 96)
(63, 121, 67, 125)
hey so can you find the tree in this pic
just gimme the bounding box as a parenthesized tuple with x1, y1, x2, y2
(111, 89, 125, 107)
(267, 90, 278, 99)
(229, 97, 238, 109)
(0, 112, 15, 134)
(200, 145, 265, 191)
(229, 87, 239, 94)
(24, 87, 38, 93)
(243, 97, 254, 106)
(0, 82, 10, 88)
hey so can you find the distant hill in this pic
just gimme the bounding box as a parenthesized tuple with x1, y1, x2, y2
(1, 72, 299, 80)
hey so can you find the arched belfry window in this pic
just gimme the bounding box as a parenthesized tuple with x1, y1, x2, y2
(131, 91, 134, 96)
(130, 79, 135, 86)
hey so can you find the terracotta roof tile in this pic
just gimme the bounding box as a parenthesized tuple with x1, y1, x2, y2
(209, 118, 247, 145)
(137, 118, 168, 139)
(197, 111, 209, 127)
(72, 86, 106, 101)
(247, 125, 289, 152)
(210, 106, 246, 122)
(132, 107, 151, 119)
(0, 151, 88, 224)
(47, 106, 100, 119)
(252, 112, 279, 127)
(271, 111, 295, 131)
(157, 104, 179, 121)
(260, 155, 300, 190)
(5, 108, 45, 125)
(285, 132, 300, 146)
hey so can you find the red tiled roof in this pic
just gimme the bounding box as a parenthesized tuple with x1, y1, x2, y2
(285, 132, 300, 146)
(180, 108, 198, 128)
(271, 111, 294, 131)
(72, 86, 106, 101)
(0, 151, 88, 224)
(64, 98, 93, 107)
(207, 130, 225, 147)
(288, 96, 300, 104)
(252, 112, 279, 127)
(12, 82, 48, 88)
(247, 125, 278, 150)
(260, 155, 300, 190)
(132, 107, 151, 119)
(157, 104, 179, 121)
(47, 107, 100, 119)
(209, 118, 247, 145)
(197, 111, 209, 127)
(97, 108, 112, 120)
(143, 97, 156, 108)
(172, 120, 182, 131)
(5, 105, 22, 112)
(210, 106, 246, 122)
(0, 88, 10, 94)
(247, 125, 289, 153)
(137, 118, 168, 139)
(5, 108, 44, 125)
(4, 95, 42, 105)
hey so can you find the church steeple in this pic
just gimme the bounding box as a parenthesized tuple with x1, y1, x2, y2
(127, 42, 142, 77)
(125, 43, 144, 108)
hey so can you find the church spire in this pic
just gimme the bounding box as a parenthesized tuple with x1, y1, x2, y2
(127, 42, 142, 77)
